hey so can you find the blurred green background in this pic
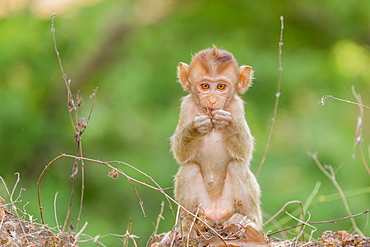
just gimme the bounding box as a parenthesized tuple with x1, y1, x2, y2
(1, 0, 369, 245)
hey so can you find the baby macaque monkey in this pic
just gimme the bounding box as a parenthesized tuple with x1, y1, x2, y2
(171, 46, 262, 236)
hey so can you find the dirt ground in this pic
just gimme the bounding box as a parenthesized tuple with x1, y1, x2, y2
(0, 198, 76, 247)
(1, 198, 369, 247)
(149, 223, 370, 247)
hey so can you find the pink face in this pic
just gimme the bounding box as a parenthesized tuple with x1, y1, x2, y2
(177, 47, 253, 112)
(191, 79, 232, 111)
(188, 67, 238, 111)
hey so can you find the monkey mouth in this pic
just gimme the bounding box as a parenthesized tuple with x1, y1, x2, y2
(203, 106, 222, 116)
(202, 107, 214, 116)
(204, 106, 222, 111)
(205, 107, 215, 111)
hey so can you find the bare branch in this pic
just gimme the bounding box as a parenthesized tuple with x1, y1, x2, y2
(351, 87, 370, 175)
(319, 94, 370, 110)
(37, 154, 227, 243)
(308, 152, 366, 238)
(50, 13, 99, 233)
(263, 200, 304, 227)
(256, 15, 284, 177)
(152, 201, 165, 237)
(267, 210, 370, 236)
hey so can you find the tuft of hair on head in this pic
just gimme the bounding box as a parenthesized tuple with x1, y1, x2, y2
(211, 44, 218, 56)
(190, 45, 238, 75)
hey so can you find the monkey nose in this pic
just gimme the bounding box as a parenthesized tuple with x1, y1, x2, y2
(208, 99, 216, 105)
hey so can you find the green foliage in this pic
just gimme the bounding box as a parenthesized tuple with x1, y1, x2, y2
(0, 0, 369, 245)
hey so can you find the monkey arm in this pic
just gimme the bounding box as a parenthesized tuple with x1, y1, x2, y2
(218, 97, 254, 162)
(210, 108, 254, 162)
(224, 120, 254, 162)
(170, 122, 201, 164)
(171, 96, 211, 163)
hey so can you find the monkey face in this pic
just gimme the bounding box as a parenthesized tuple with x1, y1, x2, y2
(192, 80, 233, 111)
(177, 46, 253, 112)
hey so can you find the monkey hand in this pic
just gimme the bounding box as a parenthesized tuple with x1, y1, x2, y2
(193, 115, 213, 134)
(211, 109, 232, 129)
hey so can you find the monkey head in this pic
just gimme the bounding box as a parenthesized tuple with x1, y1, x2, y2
(177, 46, 253, 112)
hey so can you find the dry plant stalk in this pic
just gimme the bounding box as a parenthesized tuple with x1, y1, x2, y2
(0, 173, 25, 215)
(264, 153, 369, 239)
(38, 154, 227, 244)
(267, 210, 369, 237)
(46, 13, 98, 234)
(186, 206, 201, 247)
(320, 86, 370, 175)
(256, 15, 284, 177)
(0, 175, 77, 246)
(285, 211, 316, 242)
(263, 200, 306, 241)
(309, 152, 366, 238)
(124, 219, 138, 247)
(320, 94, 370, 110)
(263, 200, 304, 227)
(351, 87, 370, 175)
(152, 201, 165, 237)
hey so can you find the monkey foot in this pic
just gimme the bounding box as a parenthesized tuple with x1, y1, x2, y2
(223, 213, 260, 231)
(150, 223, 267, 247)
(150, 230, 198, 247)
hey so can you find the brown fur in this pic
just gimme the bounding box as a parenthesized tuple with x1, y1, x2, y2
(189, 45, 238, 76)
(171, 46, 261, 236)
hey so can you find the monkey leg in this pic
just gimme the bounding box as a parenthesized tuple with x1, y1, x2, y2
(174, 163, 236, 225)
(224, 160, 262, 230)
(174, 163, 211, 212)
(174, 163, 235, 235)
(174, 163, 211, 236)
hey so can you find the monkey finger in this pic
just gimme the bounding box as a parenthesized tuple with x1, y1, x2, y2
(212, 110, 232, 120)
(194, 115, 211, 127)
(194, 117, 213, 134)
(212, 120, 229, 129)
(194, 120, 212, 128)
(212, 109, 232, 117)
(194, 115, 210, 122)
(212, 114, 232, 123)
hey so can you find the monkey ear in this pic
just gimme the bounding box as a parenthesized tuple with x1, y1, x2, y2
(177, 62, 191, 91)
(237, 65, 254, 94)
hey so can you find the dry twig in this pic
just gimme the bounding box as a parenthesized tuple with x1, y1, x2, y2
(308, 152, 366, 238)
(124, 219, 138, 247)
(256, 16, 284, 177)
(263, 200, 304, 227)
(319, 94, 370, 110)
(37, 154, 227, 245)
(267, 210, 370, 236)
(351, 87, 370, 175)
(50, 13, 98, 233)
(152, 201, 165, 237)
(320, 87, 370, 175)
(0, 173, 24, 214)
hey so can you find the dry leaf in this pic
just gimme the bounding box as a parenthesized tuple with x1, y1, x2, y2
(0, 207, 5, 220)
(0, 197, 6, 220)
(108, 169, 118, 179)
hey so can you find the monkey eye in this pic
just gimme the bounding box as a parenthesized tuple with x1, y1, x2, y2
(217, 84, 226, 90)
(200, 83, 210, 90)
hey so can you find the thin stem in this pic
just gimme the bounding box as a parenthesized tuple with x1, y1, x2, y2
(263, 200, 304, 227)
(268, 210, 369, 236)
(309, 152, 365, 238)
(320, 95, 370, 110)
(37, 154, 227, 244)
(256, 16, 284, 177)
